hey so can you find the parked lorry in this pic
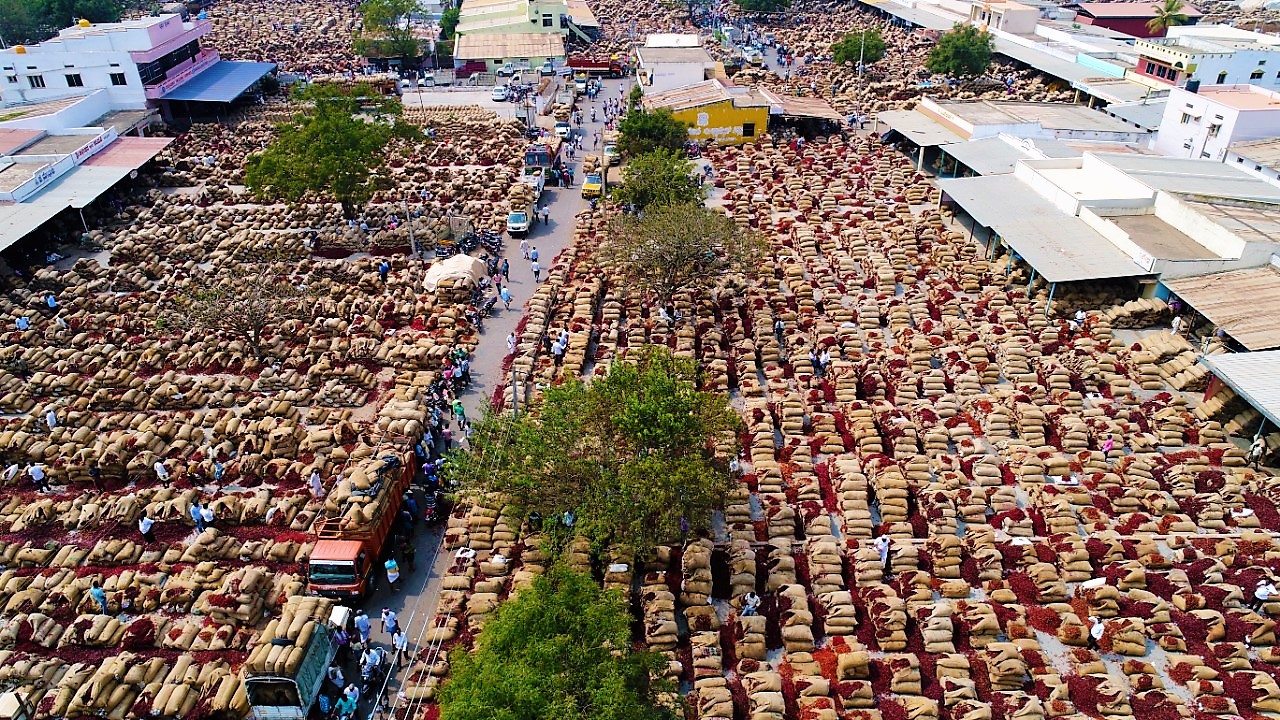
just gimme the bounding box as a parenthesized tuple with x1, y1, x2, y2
(507, 199, 534, 236)
(520, 166, 546, 197)
(244, 597, 349, 720)
(306, 452, 412, 600)
(567, 56, 626, 78)
(524, 140, 562, 172)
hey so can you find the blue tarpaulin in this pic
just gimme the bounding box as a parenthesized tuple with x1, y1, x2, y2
(162, 61, 276, 103)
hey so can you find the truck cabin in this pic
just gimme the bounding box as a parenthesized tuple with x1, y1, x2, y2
(307, 540, 369, 599)
(524, 143, 557, 170)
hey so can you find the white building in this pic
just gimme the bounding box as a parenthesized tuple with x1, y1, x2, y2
(0, 15, 274, 121)
(1153, 84, 1280, 161)
(635, 35, 715, 94)
(1226, 137, 1280, 185)
(1132, 25, 1280, 90)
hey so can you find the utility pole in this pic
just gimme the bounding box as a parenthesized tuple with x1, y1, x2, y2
(403, 196, 417, 255)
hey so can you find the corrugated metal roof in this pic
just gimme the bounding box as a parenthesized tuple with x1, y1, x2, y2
(643, 80, 731, 112)
(454, 32, 565, 60)
(0, 201, 62, 253)
(1104, 99, 1167, 130)
(939, 174, 1151, 283)
(1093, 152, 1280, 203)
(877, 110, 964, 147)
(161, 61, 276, 103)
(1071, 2, 1203, 18)
(1201, 350, 1280, 428)
(80, 136, 174, 169)
(944, 137, 1040, 175)
(1231, 137, 1280, 172)
(775, 95, 843, 121)
(636, 46, 714, 65)
(1164, 266, 1280, 351)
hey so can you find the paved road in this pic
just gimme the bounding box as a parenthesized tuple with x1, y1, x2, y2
(454, 74, 637, 426)
(347, 75, 638, 715)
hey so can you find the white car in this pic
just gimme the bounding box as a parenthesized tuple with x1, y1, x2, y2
(554, 122, 571, 139)
(491, 85, 510, 102)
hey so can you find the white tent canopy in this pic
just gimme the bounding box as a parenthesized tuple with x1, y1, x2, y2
(424, 254, 486, 292)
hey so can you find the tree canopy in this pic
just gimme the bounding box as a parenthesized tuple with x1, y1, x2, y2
(617, 108, 690, 157)
(437, 564, 675, 720)
(244, 83, 418, 219)
(926, 24, 995, 78)
(0, 0, 121, 46)
(445, 347, 741, 555)
(1146, 0, 1190, 35)
(613, 148, 702, 212)
(600, 203, 763, 308)
(831, 29, 887, 66)
(440, 6, 460, 39)
(733, 0, 791, 12)
(354, 0, 421, 59)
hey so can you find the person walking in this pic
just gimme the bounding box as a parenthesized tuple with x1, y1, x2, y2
(507, 332, 517, 354)
(90, 580, 109, 615)
(530, 246, 539, 264)
(520, 238, 530, 259)
(500, 286, 512, 310)
(531, 260, 541, 282)
(138, 511, 156, 543)
(378, 260, 390, 283)
(153, 460, 170, 486)
(381, 608, 399, 635)
(191, 502, 206, 532)
(874, 535, 891, 580)
(354, 610, 372, 644)
(200, 503, 215, 530)
(500, 258, 510, 281)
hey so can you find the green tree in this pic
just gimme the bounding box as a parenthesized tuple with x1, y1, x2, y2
(0, 0, 122, 46)
(617, 108, 690, 157)
(733, 0, 790, 12)
(628, 83, 643, 111)
(439, 6, 460, 39)
(438, 564, 675, 720)
(447, 347, 741, 555)
(831, 28, 887, 66)
(926, 24, 995, 78)
(354, 0, 421, 60)
(614, 148, 702, 212)
(601, 204, 763, 308)
(1146, 0, 1190, 35)
(244, 83, 419, 219)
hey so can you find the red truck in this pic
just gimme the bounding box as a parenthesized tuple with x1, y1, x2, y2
(306, 453, 412, 601)
(567, 56, 626, 78)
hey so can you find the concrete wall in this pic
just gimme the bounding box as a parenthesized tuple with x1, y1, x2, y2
(1075, 52, 1128, 78)
(643, 62, 708, 93)
(1151, 191, 1247, 258)
(671, 99, 768, 145)
(1, 47, 146, 107)
(0, 89, 113, 131)
(1225, 150, 1280, 186)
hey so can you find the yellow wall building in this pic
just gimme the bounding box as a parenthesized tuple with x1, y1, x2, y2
(641, 79, 771, 146)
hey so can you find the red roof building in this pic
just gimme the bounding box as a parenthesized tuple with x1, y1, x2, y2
(1068, 2, 1204, 38)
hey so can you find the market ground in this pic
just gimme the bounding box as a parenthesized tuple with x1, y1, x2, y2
(349, 74, 638, 713)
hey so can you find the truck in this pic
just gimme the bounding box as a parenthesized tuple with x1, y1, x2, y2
(520, 166, 546, 198)
(567, 56, 626, 78)
(602, 130, 620, 166)
(524, 141, 562, 172)
(244, 599, 349, 720)
(306, 452, 412, 601)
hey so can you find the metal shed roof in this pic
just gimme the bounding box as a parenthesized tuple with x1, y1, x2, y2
(454, 32, 565, 60)
(939, 174, 1150, 283)
(161, 61, 276, 103)
(944, 137, 1040, 176)
(1164, 266, 1280, 351)
(1201, 350, 1280, 429)
(877, 110, 963, 147)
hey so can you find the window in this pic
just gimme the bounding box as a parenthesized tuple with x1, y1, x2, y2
(110, 73, 127, 86)
(1208, 124, 1220, 137)
(542, 13, 553, 26)
(28, 75, 45, 89)
(1251, 69, 1264, 80)
(1200, 151, 1211, 158)
(1260, 60, 1268, 65)
(1180, 113, 1192, 124)
(1238, 157, 1245, 163)
(65, 73, 83, 87)
(4, 75, 15, 84)
(1217, 71, 1228, 83)
(742, 122, 756, 137)
(1258, 165, 1264, 171)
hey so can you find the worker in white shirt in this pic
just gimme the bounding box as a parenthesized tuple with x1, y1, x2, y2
(1088, 616, 1105, 650)
(742, 591, 761, 616)
(873, 536, 891, 580)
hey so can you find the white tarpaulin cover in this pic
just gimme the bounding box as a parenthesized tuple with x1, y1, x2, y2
(424, 254, 486, 292)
